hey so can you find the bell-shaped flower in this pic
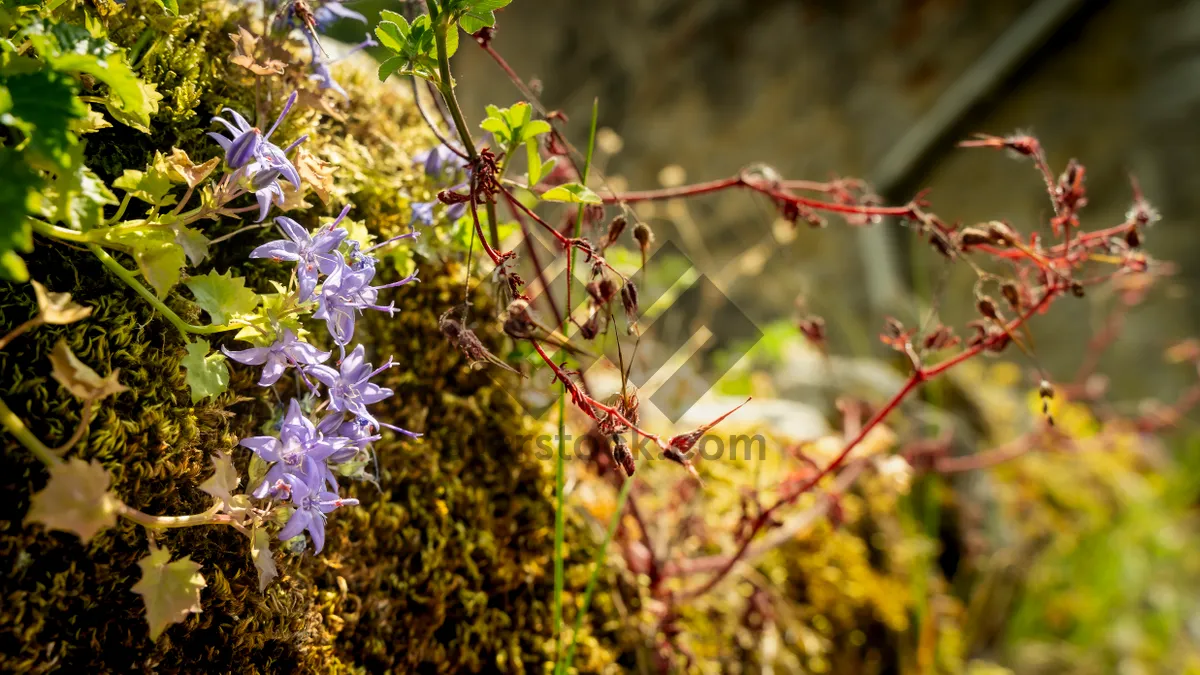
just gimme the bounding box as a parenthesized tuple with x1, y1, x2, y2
(250, 208, 350, 300)
(307, 344, 395, 428)
(241, 399, 348, 496)
(277, 477, 358, 554)
(222, 328, 330, 386)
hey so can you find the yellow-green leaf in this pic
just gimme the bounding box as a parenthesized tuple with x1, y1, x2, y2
(26, 458, 120, 542)
(131, 544, 206, 640)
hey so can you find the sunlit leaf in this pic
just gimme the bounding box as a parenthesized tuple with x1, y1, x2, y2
(49, 339, 128, 401)
(114, 166, 176, 207)
(295, 148, 335, 204)
(131, 544, 206, 640)
(184, 270, 258, 325)
(26, 458, 120, 542)
(162, 148, 219, 189)
(199, 451, 239, 511)
(32, 280, 92, 324)
(181, 339, 229, 403)
(540, 182, 602, 204)
(98, 221, 187, 297)
(249, 527, 278, 592)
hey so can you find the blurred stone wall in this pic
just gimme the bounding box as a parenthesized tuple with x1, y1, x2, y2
(452, 0, 1200, 400)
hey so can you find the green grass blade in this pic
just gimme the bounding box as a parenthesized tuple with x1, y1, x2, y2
(558, 477, 635, 674)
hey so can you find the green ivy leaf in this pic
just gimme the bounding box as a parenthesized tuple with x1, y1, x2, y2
(540, 182, 602, 204)
(131, 544, 206, 640)
(199, 451, 239, 511)
(114, 166, 176, 207)
(184, 270, 258, 325)
(26, 25, 161, 133)
(0, 148, 40, 281)
(1, 69, 86, 171)
(39, 148, 118, 232)
(25, 458, 120, 542)
(181, 339, 229, 403)
(98, 221, 187, 297)
(231, 282, 306, 347)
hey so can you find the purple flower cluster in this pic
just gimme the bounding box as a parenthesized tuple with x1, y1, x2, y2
(224, 199, 420, 553)
(210, 91, 307, 222)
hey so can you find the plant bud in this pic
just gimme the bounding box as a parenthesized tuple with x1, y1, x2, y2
(633, 222, 654, 251)
(1000, 282, 1022, 310)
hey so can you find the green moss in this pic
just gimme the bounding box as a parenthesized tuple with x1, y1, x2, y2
(0, 2, 620, 672)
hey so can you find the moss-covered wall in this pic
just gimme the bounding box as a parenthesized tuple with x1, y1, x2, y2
(0, 2, 619, 672)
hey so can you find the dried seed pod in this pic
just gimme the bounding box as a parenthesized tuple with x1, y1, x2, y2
(633, 222, 654, 251)
(976, 296, 999, 321)
(502, 299, 537, 340)
(884, 317, 905, 338)
(579, 312, 600, 340)
(1000, 281, 1022, 311)
(1125, 225, 1141, 249)
(600, 215, 627, 249)
(1069, 280, 1086, 298)
(930, 230, 955, 258)
(617, 384, 640, 427)
(957, 227, 992, 248)
(1039, 379, 1054, 400)
(586, 278, 617, 304)
(620, 281, 639, 318)
(984, 220, 1017, 245)
(612, 436, 635, 477)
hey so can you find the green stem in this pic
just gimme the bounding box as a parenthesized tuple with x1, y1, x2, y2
(0, 396, 63, 468)
(29, 218, 93, 243)
(433, 15, 501, 247)
(118, 501, 228, 529)
(558, 477, 635, 675)
(87, 245, 230, 338)
(107, 194, 132, 225)
(553, 393, 567, 663)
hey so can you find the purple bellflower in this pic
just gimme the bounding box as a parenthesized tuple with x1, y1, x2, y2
(210, 92, 306, 222)
(414, 143, 468, 178)
(250, 206, 352, 301)
(308, 344, 395, 428)
(241, 399, 350, 498)
(222, 328, 330, 386)
(277, 476, 359, 554)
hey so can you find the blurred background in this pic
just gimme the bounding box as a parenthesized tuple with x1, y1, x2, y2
(347, 1, 1200, 672)
(446, 0, 1200, 403)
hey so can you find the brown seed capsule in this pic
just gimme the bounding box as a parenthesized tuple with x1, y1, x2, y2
(977, 296, 999, 320)
(621, 282, 639, 318)
(502, 299, 537, 340)
(930, 230, 955, 259)
(633, 222, 654, 250)
(600, 215, 627, 249)
(958, 227, 992, 248)
(884, 317, 905, 338)
(984, 220, 1018, 245)
(579, 312, 600, 340)
(1070, 280, 1086, 298)
(1125, 225, 1141, 249)
(612, 436, 635, 477)
(1000, 282, 1022, 311)
(1039, 379, 1054, 400)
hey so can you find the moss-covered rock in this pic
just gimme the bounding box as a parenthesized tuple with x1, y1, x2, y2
(0, 2, 620, 672)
